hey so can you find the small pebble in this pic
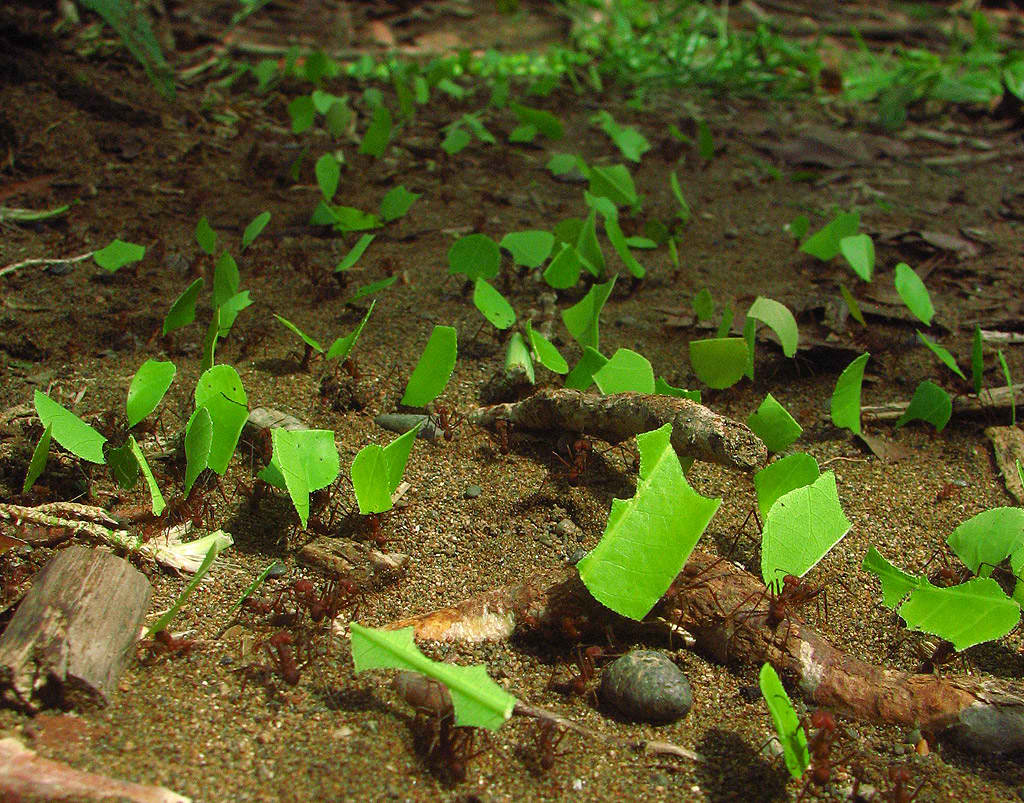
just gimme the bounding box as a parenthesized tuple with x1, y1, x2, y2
(566, 548, 588, 565)
(265, 561, 288, 579)
(554, 518, 583, 541)
(464, 485, 482, 499)
(600, 650, 692, 723)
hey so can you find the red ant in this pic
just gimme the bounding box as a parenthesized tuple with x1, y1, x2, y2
(138, 629, 197, 665)
(261, 629, 300, 685)
(416, 710, 484, 784)
(548, 644, 607, 700)
(538, 437, 592, 492)
(490, 419, 512, 455)
(728, 573, 827, 658)
(532, 719, 569, 771)
(879, 764, 925, 803)
(432, 405, 463, 442)
(795, 710, 840, 801)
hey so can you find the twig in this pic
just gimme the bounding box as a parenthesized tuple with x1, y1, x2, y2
(860, 383, 1024, 422)
(469, 388, 767, 473)
(0, 251, 94, 278)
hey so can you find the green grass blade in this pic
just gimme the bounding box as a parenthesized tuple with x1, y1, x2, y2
(146, 533, 234, 637)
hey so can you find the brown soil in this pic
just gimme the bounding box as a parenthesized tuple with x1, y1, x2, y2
(1, 1, 1024, 800)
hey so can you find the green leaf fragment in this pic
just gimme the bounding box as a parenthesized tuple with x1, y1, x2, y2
(564, 347, 607, 391)
(692, 288, 714, 322)
(799, 212, 859, 262)
(194, 365, 248, 475)
(578, 423, 721, 620)
(831, 353, 870, 436)
(587, 164, 638, 208)
(754, 453, 820, 521)
(747, 394, 802, 453)
(327, 301, 375, 362)
(861, 547, 928, 609)
(746, 297, 799, 358)
(839, 284, 866, 326)
(442, 125, 471, 155)
(288, 96, 315, 133)
(129, 436, 165, 516)
(689, 338, 748, 390)
(510, 102, 563, 140)
(654, 377, 700, 402)
(274, 314, 323, 353)
(163, 278, 204, 336)
(350, 623, 516, 730)
(895, 381, 951, 432)
(473, 279, 516, 330)
(211, 251, 239, 311)
(183, 407, 212, 496)
(760, 471, 851, 588)
(126, 359, 175, 428)
(270, 428, 340, 529)
(669, 172, 691, 224)
(899, 578, 1020, 652)
(195, 217, 217, 255)
(602, 213, 644, 279)
(241, 211, 270, 250)
(839, 234, 875, 282)
(562, 277, 616, 351)
(360, 103, 393, 157)
(500, 230, 554, 268)
(947, 507, 1024, 582)
(999, 349, 1016, 426)
(448, 234, 501, 281)
(971, 325, 984, 396)
(525, 321, 568, 374)
(593, 348, 655, 395)
(107, 440, 139, 491)
(34, 391, 106, 464)
(146, 532, 233, 636)
(759, 663, 809, 780)
(917, 332, 966, 380)
(94, 239, 145, 272)
(315, 154, 341, 201)
(401, 325, 457, 407)
(893, 263, 934, 326)
(346, 276, 396, 304)
(23, 423, 52, 494)
(543, 243, 583, 289)
(504, 331, 535, 385)
(335, 234, 375, 272)
(380, 185, 420, 222)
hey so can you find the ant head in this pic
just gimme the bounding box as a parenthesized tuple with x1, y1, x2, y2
(810, 709, 835, 730)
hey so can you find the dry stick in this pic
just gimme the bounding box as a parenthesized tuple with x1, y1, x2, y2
(860, 383, 1024, 422)
(0, 250, 94, 278)
(469, 388, 767, 473)
(386, 550, 1024, 755)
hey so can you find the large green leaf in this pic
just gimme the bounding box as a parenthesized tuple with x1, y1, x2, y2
(473, 279, 516, 330)
(183, 407, 212, 496)
(746, 297, 798, 358)
(577, 423, 721, 620)
(689, 338, 748, 390)
(754, 453, 819, 520)
(839, 234, 875, 282)
(126, 359, 175, 428)
(759, 663, 809, 780)
(592, 348, 655, 395)
(562, 276, 616, 351)
(760, 471, 850, 588)
(194, 365, 248, 474)
(351, 446, 391, 514)
(34, 391, 106, 464)
(947, 507, 1024, 582)
(351, 624, 516, 730)
(830, 353, 870, 436)
(269, 428, 340, 529)
(401, 326, 457, 407)
(899, 578, 1020, 652)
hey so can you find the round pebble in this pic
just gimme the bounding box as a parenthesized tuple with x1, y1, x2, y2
(600, 650, 692, 723)
(464, 484, 482, 499)
(265, 561, 288, 579)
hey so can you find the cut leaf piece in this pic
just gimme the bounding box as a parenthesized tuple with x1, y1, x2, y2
(107, 441, 139, 491)
(129, 436, 165, 516)
(380, 185, 420, 222)
(759, 663, 809, 780)
(760, 471, 851, 588)
(564, 347, 607, 391)
(163, 278, 204, 336)
(562, 276, 616, 351)
(448, 234, 501, 281)
(327, 301, 375, 362)
(335, 234, 375, 272)
(587, 164, 638, 208)
(94, 239, 145, 272)
(126, 359, 175, 428)
(746, 297, 798, 357)
(861, 547, 928, 608)
(830, 353, 870, 436)
(894, 381, 951, 432)
(894, 263, 934, 326)
(146, 532, 233, 635)
(34, 391, 106, 464)
(274, 314, 323, 353)
(577, 423, 721, 620)
(526, 321, 568, 374)
(510, 102, 563, 140)
(360, 103, 393, 156)
(689, 338, 748, 390)
(315, 153, 340, 201)
(654, 377, 700, 402)
(754, 453, 819, 520)
(947, 507, 1024, 583)
(505, 331, 536, 385)
(350, 623, 516, 730)
(692, 288, 714, 322)
(799, 212, 859, 262)
(575, 210, 605, 278)
(971, 325, 984, 396)
(350, 423, 420, 516)
(542, 243, 583, 289)
(839, 233, 875, 282)
(195, 217, 217, 255)
(839, 284, 866, 326)
(917, 332, 966, 380)
(270, 428, 340, 529)
(473, 279, 516, 330)
(212, 252, 239, 311)
(194, 365, 248, 475)
(747, 394, 802, 453)
(242, 211, 271, 250)
(500, 230, 554, 268)
(401, 326, 457, 407)
(183, 407, 212, 495)
(592, 348, 655, 395)
(899, 578, 1020, 652)
(22, 423, 52, 494)
(669, 171, 691, 224)
(603, 213, 645, 279)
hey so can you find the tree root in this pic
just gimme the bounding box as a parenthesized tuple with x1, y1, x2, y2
(386, 549, 1024, 755)
(468, 388, 767, 473)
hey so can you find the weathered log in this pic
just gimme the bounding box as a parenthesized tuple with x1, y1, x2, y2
(0, 545, 151, 712)
(469, 388, 767, 473)
(0, 737, 190, 803)
(386, 549, 1024, 754)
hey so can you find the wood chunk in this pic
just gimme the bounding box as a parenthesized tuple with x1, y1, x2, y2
(985, 425, 1024, 504)
(0, 737, 190, 803)
(298, 537, 408, 590)
(0, 545, 151, 712)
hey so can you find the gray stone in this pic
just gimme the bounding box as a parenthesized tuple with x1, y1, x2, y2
(464, 485, 482, 499)
(600, 650, 692, 723)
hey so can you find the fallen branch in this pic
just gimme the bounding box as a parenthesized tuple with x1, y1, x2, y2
(386, 550, 1024, 755)
(860, 384, 1024, 423)
(469, 388, 766, 473)
(0, 250, 94, 278)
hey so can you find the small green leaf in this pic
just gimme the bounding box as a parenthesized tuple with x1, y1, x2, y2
(351, 445, 391, 514)
(754, 453, 820, 520)
(830, 353, 870, 436)
(525, 321, 568, 374)
(346, 275, 396, 304)
(759, 663, 809, 780)
(382, 423, 420, 493)
(401, 325, 458, 407)
(895, 381, 951, 432)
(217, 291, 252, 337)
(692, 288, 714, 321)
(546, 152, 581, 176)
(326, 300, 375, 362)
(917, 332, 966, 380)
(350, 623, 516, 730)
(654, 377, 700, 402)
(34, 391, 106, 464)
(948, 507, 1024, 582)
(335, 234, 375, 272)
(862, 547, 927, 609)
(593, 348, 655, 395)
(510, 102, 563, 140)
(129, 436, 165, 516)
(747, 394, 802, 453)
(839, 234, 874, 281)
(799, 212, 860, 262)
(325, 99, 353, 137)
(360, 103, 393, 157)
(288, 95, 316, 133)
(500, 230, 554, 268)
(760, 471, 851, 587)
(542, 243, 583, 289)
(716, 306, 734, 339)
(505, 331, 535, 385)
(126, 359, 176, 428)
(212, 251, 239, 310)
(591, 110, 649, 162)
(564, 347, 607, 391)
(696, 118, 714, 160)
(971, 325, 984, 396)
(893, 263, 934, 326)
(473, 279, 516, 330)
(448, 234, 501, 281)
(746, 297, 798, 358)
(242, 211, 270, 250)
(602, 213, 644, 279)
(270, 428, 340, 529)
(839, 284, 866, 326)
(23, 423, 52, 494)
(380, 185, 420, 222)
(576, 210, 605, 278)
(588, 164, 638, 208)
(164, 278, 204, 336)
(442, 125, 471, 155)
(195, 217, 217, 255)
(147, 532, 233, 635)
(107, 441, 139, 490)
(578, 423, 721, 620)
(689, 338, 748, 390)
(899, 578, 1020, 652)
(562, 276, 616, 351)
(183, 407, 212, 496)
(274, 314, 324, 354)
(201, 309, 219, 374)
(315, 153, 341, 201)
(669, 172, 691, 224)
(194, 365, 248, 475)
(785, 215, 809, 241)
(999, 349, 1016, 426)
(94, 239, 145, 272)
(742, 317, 756, 381)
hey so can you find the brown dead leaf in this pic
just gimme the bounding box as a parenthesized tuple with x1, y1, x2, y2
(859, 432, 913, 463)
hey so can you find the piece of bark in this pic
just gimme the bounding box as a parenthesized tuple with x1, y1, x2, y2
(469, 388, 766, 473)
(858, 383, 1024, 423)
(298, 536, 409, 589)
(985, 425, 1024, 504)
(0, 737, 190, 803)
(387, 550, 1024, 754)
(0, 545, 151, 712)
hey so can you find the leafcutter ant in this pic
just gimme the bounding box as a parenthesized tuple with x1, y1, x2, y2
(531, 719, 569, 772)
(138, 629, 197, 665)
(431, 405, 464, 442)
(795, 709, 842, 801)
